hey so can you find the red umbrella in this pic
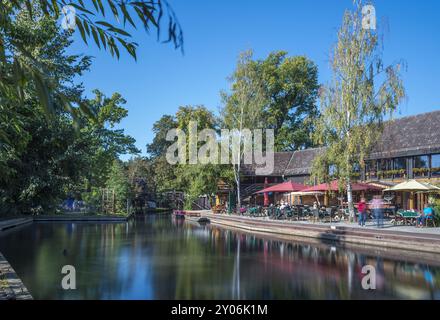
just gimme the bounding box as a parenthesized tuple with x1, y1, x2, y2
(263, 177, 269, 206)
(256, 180, 307, 194)
(302, 180, 384, 192)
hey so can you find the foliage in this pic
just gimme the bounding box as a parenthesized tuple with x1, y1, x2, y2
(105, 160, 131, 214)
(0, 7, 138, 215)
(79, 90, 140, 189)
(220, 50, 319, 210)
(311, 0, 405, 219)
(220, 50, 267, 211)
(147, 115, 178, 158)
(146, 105, 227, 209)
(174, 105, 221, 208)
(0, 0, 183, 140)
(254, 51, 319, 151)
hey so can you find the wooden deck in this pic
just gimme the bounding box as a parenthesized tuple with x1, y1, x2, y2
(0, 253, 32, 300)
(201, 212, 440, 254)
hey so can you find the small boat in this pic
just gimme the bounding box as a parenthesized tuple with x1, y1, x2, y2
(173, 210, 186, 219)
(172, 210, 202, 218)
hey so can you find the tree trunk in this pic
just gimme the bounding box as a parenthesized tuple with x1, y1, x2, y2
(347, 180, 355, 222)
(236, 182, 241, 215)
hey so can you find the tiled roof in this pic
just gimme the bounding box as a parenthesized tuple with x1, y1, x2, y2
(369, 110, 440, 159)
(243, 110, 440, 177)
(284, 147, 324, 176)
(241, 152, 293, 176)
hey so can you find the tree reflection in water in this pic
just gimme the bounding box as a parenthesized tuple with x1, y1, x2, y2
(0, 215, 439, 299)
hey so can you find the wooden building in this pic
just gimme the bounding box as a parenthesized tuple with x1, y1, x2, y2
(221, 110, 440, 209)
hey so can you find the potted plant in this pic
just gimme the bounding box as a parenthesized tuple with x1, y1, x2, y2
(413, 167, 429, 177)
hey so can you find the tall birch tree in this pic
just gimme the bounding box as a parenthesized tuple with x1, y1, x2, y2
(221, 50, 266, 212)
(311, 0, 405, 221)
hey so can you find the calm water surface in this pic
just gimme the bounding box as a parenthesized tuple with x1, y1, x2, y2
(0, 215, 439, 299)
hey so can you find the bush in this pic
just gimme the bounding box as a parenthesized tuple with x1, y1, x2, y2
(431, 196, 440, 223)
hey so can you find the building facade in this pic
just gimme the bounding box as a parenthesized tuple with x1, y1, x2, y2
(229, 110, 440, 209)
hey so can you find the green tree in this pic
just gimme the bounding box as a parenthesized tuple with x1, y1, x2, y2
(256, 51, 319, 151)
(0, 8, 138, 215)
(311, 0, 405, 220)
(147, 106, 226, 209)
(0, 0, 183, 137)
(147, 115, 178, 158)
(146, 114, 178, 193)
(106, 160, 130, 214)
(0, 7, 92, 214)
(80, 90, 140, 190)
(174, 105, 220, 209)
(221, 50, 266, 211)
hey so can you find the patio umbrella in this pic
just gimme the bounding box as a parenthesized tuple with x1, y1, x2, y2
(383, 180, 440, 192)
(255, 181, 307, 194)
(302, 180, 384, 207)
(290, 191, 325, 196)
(383, 179, 440, 210)
(302, 180, 384, 192)
(256, 180, 306, 206)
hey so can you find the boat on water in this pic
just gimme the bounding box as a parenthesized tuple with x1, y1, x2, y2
(173, 210, 186, 219)
(172, 210, 202, 219)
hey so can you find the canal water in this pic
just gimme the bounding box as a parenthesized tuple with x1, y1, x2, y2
(0, 215, 439, 300)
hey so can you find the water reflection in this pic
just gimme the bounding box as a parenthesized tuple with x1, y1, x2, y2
(0, 215, 439, 300)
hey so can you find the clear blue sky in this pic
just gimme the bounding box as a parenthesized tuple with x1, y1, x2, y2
(67, 0, 440, 159)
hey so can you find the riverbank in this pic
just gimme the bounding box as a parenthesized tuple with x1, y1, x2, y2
(0, 214, 132, 300)
(0, 214, 131, 233)
(0, 218, 33, 232)
(200, 212, 440, 254)
(33, 214, 131, 222)
(144, 208, 172, 214)
(0, 253, 32, 300)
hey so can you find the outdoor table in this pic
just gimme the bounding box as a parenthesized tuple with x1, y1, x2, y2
(395, 211, 420, 226)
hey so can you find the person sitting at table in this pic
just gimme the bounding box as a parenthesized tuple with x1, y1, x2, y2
(417, 204, 434, 227)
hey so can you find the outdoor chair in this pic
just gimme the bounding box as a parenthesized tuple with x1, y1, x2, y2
(275, 208, 285, 220)
(266, 207, 275, 219)
(322, 207, 334, 223)
(293, 206, 303, 220)
(284, 207, 294, 220)
(311, 209, 320, 223)
(253, 207, 261, 217)
(425, 215, 436, 227)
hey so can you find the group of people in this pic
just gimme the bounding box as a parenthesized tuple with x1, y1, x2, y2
(356, 195, 385, 228)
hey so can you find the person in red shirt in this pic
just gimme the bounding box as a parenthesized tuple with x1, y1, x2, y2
(357, 197, 367, 226)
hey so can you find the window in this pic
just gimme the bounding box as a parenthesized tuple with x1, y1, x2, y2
(413, 155, 429, 177)
(378, 159, 393, 179)
(365, 160, 377, 179)
(431, 154, 440, 177)
(393, 158, 407, 178)
(351, 163, 361, 180)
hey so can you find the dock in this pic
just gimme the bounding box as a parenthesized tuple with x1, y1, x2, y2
(200, 212, 440, 254)
(0, 253, 33, 300)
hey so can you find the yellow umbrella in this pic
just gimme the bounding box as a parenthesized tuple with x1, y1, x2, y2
(384, 180, 440, 192)
(384, 180, 440, 209)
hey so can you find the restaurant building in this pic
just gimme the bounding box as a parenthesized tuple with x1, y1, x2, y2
(217, 110, 440, 210)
